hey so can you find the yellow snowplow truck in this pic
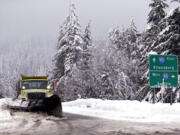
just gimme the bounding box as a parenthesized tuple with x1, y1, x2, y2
(8, 74, 63, 117)
(17, 75, 53, 99)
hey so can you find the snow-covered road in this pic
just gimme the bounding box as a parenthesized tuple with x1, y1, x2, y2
(0, 111, 72, 135)
(0, 98, 180, 135)
(0, 111, 180, 135)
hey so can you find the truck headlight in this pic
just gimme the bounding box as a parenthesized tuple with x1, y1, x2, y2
(47, 85, 51, 90)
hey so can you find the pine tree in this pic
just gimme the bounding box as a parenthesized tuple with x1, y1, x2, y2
(75, 21, 94, 98)
(154, 8, 180, 55)
(152, 8, 180, 103)
(109, 20, 139, 60)
(83, 21, 92, 50)
(52, 1, 83, 81)
(106, 21, 141, 100)
(51, 1, 85, 101)
(124, 19, 140, 60)
(126, 19, 138, 43)
(137, 0, 168, 101)
(76, 21, 93, 70)
(108, 27, 122, 50)
(148, 0, 168, 28)
(126, 20, 142, 95)
(142, 0, 168, 56)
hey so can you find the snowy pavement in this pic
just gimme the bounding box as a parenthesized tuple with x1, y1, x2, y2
(1, 98, 180, 123)
(0, 98, 180, 135)
(63, 98, 180, 123)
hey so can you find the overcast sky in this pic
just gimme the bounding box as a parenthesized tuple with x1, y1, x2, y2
(0, 0, 153, 41)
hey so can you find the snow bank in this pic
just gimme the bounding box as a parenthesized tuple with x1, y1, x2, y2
(63, 99, 180, 123)
(0, 99, 12, 121)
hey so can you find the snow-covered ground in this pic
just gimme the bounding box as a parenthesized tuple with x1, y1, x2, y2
(0, 98, 12, 121)
(1, 98, 180, 123)
(63, 99, 180, 123)
(1, 98, 180, 135)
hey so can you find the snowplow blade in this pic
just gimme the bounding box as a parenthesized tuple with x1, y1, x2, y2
(8, 95, 63, 117)
(8, 106, 29, 111)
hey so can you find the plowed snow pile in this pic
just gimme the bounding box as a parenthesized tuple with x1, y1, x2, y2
(0, 98, 12, 121)
(63, 99, 180, 122)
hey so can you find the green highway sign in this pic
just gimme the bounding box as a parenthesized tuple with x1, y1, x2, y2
(149, 55, 178, 88)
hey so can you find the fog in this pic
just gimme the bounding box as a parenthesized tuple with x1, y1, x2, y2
(0, 0, 179, 98)
(0, 0, 150, 42)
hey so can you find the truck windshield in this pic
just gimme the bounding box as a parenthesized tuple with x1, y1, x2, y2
(22, 80, 48, 89)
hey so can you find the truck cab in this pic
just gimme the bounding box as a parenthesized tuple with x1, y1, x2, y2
(17, 75, 53, 100)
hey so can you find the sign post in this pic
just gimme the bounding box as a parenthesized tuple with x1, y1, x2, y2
(170, 90, 173, 105)
(149, 55, 178, 104)
(153, 89, 155, 104)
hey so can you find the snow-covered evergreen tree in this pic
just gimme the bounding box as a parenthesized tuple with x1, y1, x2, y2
(71, 21, 94, 99)
(148, 0, 168, 30)
(108, 27, 122, 50)
(126, 19, 138, 43)
(150, 7, 180, 103)
(124, 19, 140, 60)
(52, 1, 83, 81)
(76, 21, 93, 70)
(141, 0, 168, 56)
(105, 21, 141, 100)
(143, 0, 168, 52)
(154, 8, 180, 55)
(137, 0, 168, 101)
(125, 20, 142, 95)
(51, 1, 98, 101)
(83, 21, 92, 50)
(109, 20, 139, 60)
